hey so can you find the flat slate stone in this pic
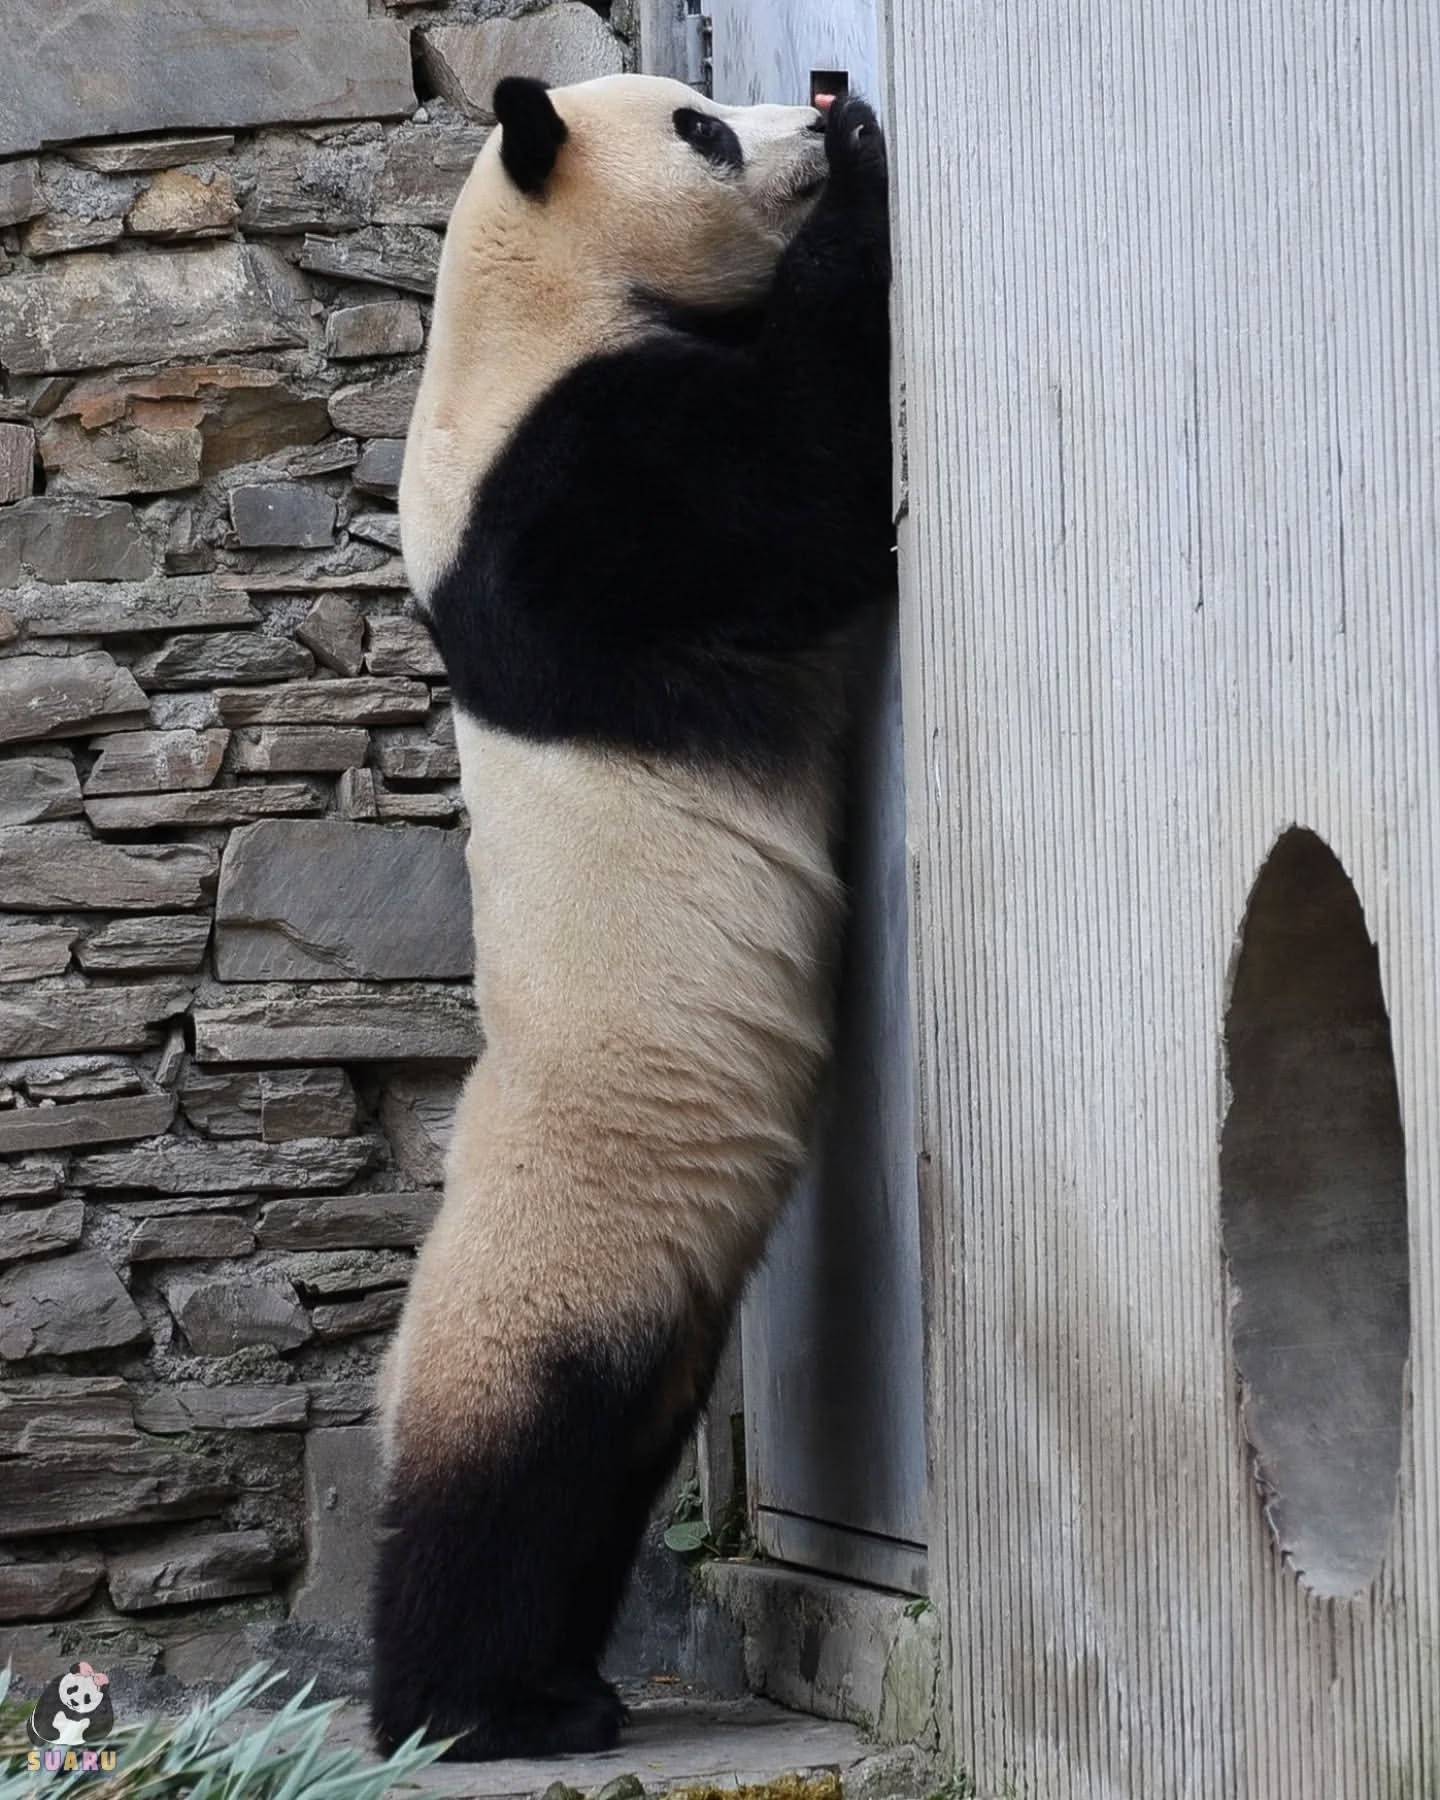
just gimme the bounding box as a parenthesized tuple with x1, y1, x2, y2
(326, 299, 425, 361)
(328, 369, 421, 438)
(6, 576, 256, 636)
(260, 1067, 357, 1142)
(0, 1437, 231, 1536)
(73, 1133, 382, 1194)
(0, 651, 147, 744)
(0, 1374, 133, 1449)
(126, 167, 238, 239)
(0, 158, 42, 228)
(375, 782, 461, 823)
(418, 8, 624, 120)
(215, 819, 471, 981)
(8, 1055, 143, 1103)
(291, 1427, 379, 1623)
(229, 725, 369, 773)
(0, 244, 309, 376)
(179, 1066, 263, 1137)
(298, 225, 441, 295)
(64, 133, 236, 174)
(0, 1, 413, 158)
(133, 1384, 307, 1432)
(21, 214, 124, 258)
(374, 739, 460, 782)
(167, 1276, 311, 1354)
(0, 1198, 85, 1263)
(130, 630, 314, 690)
(366, 613, 445, 677)
(352, 439, 405, 498)
(75, 914, 212, 973)
(349, 511, 403, 552)
(108, 1527, 277, 1611)
(0, 917, 76, 982)
(217, 676, 429, 726)
(295, 595, 365, 676)
(0, 426, 36, 505)
(310, 1288, 404, 1339)
(0, 1559, 104, 1623)
(0, 824, 217, 910)
(84, 784, 323, 830)
(0, 1089, 174, 1155)
(231, 483, 337, 550)
(192, 981, 480, 1062)
(85, 727, 230, 795)
(0, 498, 154, 584)
(380, 1069, 462, 1185)
(0, 980, 193, 1056)
(374, 126, 488, 227)
(129, 1212, 256, 1261)
(218, 555, 410, 593)
(0, 1249, 147, 1360)
(0, 1157, 66, 1203)
(256, 1189, 441, 1250)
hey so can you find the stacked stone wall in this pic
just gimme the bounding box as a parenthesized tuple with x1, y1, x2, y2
(0, 0, 629, 1691)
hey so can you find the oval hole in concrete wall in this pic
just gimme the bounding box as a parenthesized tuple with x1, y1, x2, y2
(1220, 826, 1409, 1598)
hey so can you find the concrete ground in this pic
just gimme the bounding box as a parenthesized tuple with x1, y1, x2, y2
(225, 1690, 926, 1800)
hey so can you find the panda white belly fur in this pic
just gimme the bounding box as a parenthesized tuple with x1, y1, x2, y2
(380, 716, 842, 1469)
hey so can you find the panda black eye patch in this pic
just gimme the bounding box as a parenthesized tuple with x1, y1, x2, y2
(674, 107, 743, 171)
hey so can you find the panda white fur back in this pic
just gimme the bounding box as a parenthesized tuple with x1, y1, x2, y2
(375, 72, 892, 1761)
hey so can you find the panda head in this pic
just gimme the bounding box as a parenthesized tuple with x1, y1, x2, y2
(467, 72, 828, 312)
(57, 1667, 106, 1717)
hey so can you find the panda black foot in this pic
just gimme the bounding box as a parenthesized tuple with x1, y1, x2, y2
(437, 1681, 625, 1762)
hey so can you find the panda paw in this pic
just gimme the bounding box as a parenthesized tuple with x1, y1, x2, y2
(824, 95, 887, 202)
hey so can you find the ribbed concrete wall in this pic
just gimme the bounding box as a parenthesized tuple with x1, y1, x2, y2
(889, 0, 1439, 1792)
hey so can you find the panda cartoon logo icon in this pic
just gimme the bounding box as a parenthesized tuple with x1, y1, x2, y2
(26, 1662, 114, 1748)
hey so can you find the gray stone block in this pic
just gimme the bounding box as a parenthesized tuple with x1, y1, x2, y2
(291, 1427, 380, 1626)
(0, 425, 35, 504)
(231, 484, 337, 550)
(374, 781, 460, 823)
(0, 755, 82, 826)
(0, 1438, 231, 1536)
(9, 1056, 143, 1103)
(0, 917, 76, 983)
(129, 630, 314, 690)
(348, 511, 402, 552)
(83, 784, 323, 830)
(0, 980, 193, 1056)
(73, 1133, 382, 1194)
(327, 370, 420, 438)
(0, 244, 309, 376)
(75, 915, 212, 974)
(255, 1190, 441, 1250)
(133, 1384, 307, 1432)
(126, 168, 238, 239)
(295, 595, 364, 677)
(0, 1157, 66, 1203)
(7, 576, 256, 636)
(0, 1, 413, 158)
(0, 651, 147, 744)
(214, 819, 471, 981)
(0, 498, 154, 584)
(109, 1529, 277, 1611)
(228, 726, 369, 774)
(0, 158, 42, 227)
(417, 8, 624, 120)
(298, 226, 440, 295)
(310, 1288, 403, 1339)
(0, 1559, 104, 1623)
(167, 1277, 311, 1355)
(374, 126, 488, 227)
(180, 1066, 263, 1137)
(216, 676, 428, 726)
(325, 300, 425, 361)
(0, 825, 217, 910)
(85, 728, 230, 796)
(365, 613, 445, 678)
(0, 1250, 147, 1360)
(379, 1070, 462, 1185)
(129, 1213, 256, 1260)
(21, 214, 124, 257)
(0, 1374, 133, 1450)
(260, 1067, 357, 1142)
(0, 1198, 84, 1263)
(373, 739, 460, 782)
(64, 133, 236, 174)
(352, 439, 405, 498)
(0, 1089, 175, 1155)
(217, 556, 409, 594)
(192, 981, 480, 1062)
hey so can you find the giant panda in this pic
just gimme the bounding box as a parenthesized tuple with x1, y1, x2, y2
(373, 70, 893, 1762)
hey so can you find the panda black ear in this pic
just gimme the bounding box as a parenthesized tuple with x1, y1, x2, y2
(493, 77, 568, 195)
